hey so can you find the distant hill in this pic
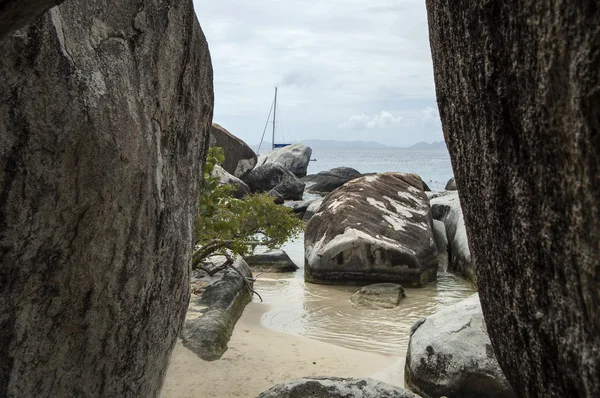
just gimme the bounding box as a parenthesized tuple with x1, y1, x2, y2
(407, 141, 447, 150)
(251, 139, 396, 151)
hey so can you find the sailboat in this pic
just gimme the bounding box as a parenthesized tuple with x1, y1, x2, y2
(257, 87, 291, 154)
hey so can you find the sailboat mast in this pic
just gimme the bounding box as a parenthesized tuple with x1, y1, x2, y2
(272, 87, 277, 150)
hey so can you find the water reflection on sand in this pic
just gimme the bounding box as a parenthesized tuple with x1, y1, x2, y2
(253, 233, 475, 355)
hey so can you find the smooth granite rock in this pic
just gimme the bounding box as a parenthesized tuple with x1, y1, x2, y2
(211, 164, 250, 199)
(244, 162, 305, 200)
(305, 173, 438, 287)
(405, 294, 515, 398)
(303, 167, 363, 194)
(258, 143, 312, 178)
(430, 192, 473, 284)
(182, 257, 252, 361)
(445, 177, 457, 191)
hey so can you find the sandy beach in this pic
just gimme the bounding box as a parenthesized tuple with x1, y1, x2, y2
(161, 302, 404, 398)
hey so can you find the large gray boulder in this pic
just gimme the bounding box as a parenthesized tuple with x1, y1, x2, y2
(405, 294, 515, 398)
(0, 0, 66, 39)
(243, 162, 305, 200)
(303, 198, 324, 221)
(430, 192, 473, 284)
(258, 143, 312, 177)
(305, 173, 438, 287)
(210, 123, 257, 178)
(426, 2, 600, 395)
(445, 177, 457, 191)
(182, 257, 252, 361)
(0, 1, 213, 396)
(302, 167, 362, 194)
(256, 377, 421, 398)
(245, 249, 299, 273)
(211, 164, 250, 199)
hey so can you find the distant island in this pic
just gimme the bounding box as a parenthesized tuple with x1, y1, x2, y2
(406, 141, 447, 150)
(251, 139, 448, 151)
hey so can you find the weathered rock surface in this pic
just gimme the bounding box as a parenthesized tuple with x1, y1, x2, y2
(210, 123, 257, 178)
(244, 162, 305, 200)
(0, 0, 65, 39)
(430, 192, 473, 284)
(427, 3, 600, 396)
(211, 164, 250, 199)
(305, 173, 438, 287)
(303, 198, 324, 221)
(350, 283, 406, 309)
(303, 167, 362, 193)
(405, 294, 514, 398)
(182, 257, 252, 361)
(257, 143, 312, 177)
(245, 249, 299, 273)
(256, 377, 421, 398)
(445, 177, 457, 191)
(0, 1, 213, 396)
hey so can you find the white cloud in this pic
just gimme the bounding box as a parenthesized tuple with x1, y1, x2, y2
(421, 106, 441, 125)
(339, 111, 403, 130)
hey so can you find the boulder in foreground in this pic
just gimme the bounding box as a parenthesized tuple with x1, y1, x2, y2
(350, 283, 406, 309)
(182, 257, 252, 361)
(305, 173, 438, 287)
(211, 164, 250, 199)
(405, 294, 515, 398)
(256, 377, 421, 398)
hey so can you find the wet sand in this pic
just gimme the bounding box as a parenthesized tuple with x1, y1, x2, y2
(161, 303, 402, 398)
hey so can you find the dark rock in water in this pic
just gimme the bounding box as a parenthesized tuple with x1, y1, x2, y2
(0, 0, 66, 39)
(245, 250, 299, 273)
(283, 200, 313, 213)
(350, 283, 406, 309)
(210, 123, 257, 179)
(244, 163, 305, 200)
(303, 167, 362, 193)
(445, 177, 457, 190)
(256, 377, 421, 398)
(182, 257, 252, 361)
(0, 1, 213, 395)
(405, 294, 515, 398)
(257, 143, 312, 178)
(303, 199, 324, 221)
(212, 164, 250, 199)
(430, 192, 473, 284)
(305, 173, 438, 287)
(420, 179, 431, 192)
(427, 3, 600, 394)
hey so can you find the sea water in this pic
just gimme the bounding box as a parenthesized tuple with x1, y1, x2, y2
(251, 147, 473, 356)
(306, 148, 454, 192)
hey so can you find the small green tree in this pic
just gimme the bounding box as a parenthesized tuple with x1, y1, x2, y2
(193, 147, 304, 271)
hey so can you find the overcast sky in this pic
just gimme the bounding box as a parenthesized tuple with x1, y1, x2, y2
(192, 0, 442, 147)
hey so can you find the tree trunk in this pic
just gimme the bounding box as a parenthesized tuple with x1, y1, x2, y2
(425, 1, 600, 396)
(0, 0, 213, 396)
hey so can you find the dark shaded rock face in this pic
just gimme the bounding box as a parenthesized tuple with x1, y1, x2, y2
(445, 177, 456, 191)
(183, 257, 252, 361)
(405, 294, 514, 398)
(210, 123, 257, 178)
(350, 283, 406, 309)
(0, 0, 65, 39)
(426, 1, 600, 396)
(303, 167, 362, 194)
(256, 377, 421, 398)
(245, 249, 299, 273)
(243, 162, 305, 200)
(305, 173, 438, 287)
(0, 1, 213, 396)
